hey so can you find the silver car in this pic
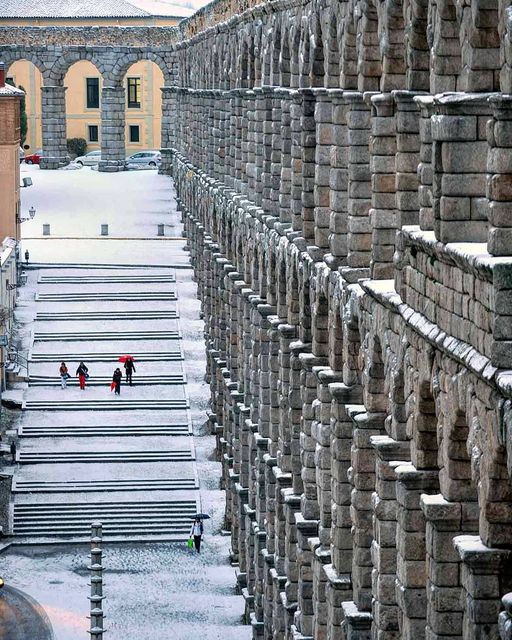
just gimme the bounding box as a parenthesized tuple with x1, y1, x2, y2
(125, 151, 161, 168)
(75, 150, 102, 166)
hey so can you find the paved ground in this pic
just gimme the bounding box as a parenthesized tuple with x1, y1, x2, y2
(0, 166, 250, 639)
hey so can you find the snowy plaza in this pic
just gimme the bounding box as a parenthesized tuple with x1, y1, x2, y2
(0, 165, 249, 639)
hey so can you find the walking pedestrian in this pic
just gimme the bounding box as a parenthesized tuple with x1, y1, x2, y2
(189, 518, 204, 553)
(76, 361, 89, 390)
(24, 249, 29, 266)
(112, 367, 122, 395)
(124, 357, 136, 385)
(10, 441, 16, 464)
(59, 361, 69, 389)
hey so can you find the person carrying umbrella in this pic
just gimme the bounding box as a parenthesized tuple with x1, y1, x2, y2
(123, 356, 136, 386)
(76, 361, 89, 390)
(189, 517, 204, 553)
(112, 367, 122, 395)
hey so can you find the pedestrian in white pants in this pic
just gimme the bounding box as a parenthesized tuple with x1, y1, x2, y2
(59, 362, 69, 389)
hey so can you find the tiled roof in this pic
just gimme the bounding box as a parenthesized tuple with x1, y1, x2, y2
(0, 0, 193, 19)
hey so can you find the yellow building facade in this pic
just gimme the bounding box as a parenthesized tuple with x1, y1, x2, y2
(1, 1, 190, 157)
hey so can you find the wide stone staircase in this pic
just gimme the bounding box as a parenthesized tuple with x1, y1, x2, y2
(12, 266, 199, 542)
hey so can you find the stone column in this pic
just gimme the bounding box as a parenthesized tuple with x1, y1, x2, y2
(327, 90, 349, 271)
(414, 95, 435, 231)
(455, 536, 512, 640)
(40, 85, 69, 169)
(343, 91, 375, 283)
(431, 92, 494, 243)
(299, 89, 317, 248)
(160, 86, 175, 175)
(99, 85, 126, 172)
(368, 92, 397, 280)
(278, 89, 293, 227)
(312, 89, 333, 256)
(421, 495, 479, 640)
(487, 95, 512, 256)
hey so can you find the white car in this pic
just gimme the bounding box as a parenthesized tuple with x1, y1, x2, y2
(125, 151, 161, 168)
(74, 150, 102, 166)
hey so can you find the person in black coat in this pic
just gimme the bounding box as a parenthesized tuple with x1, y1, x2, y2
(76, 361, 89, 390)
(112, 368, 122, 395)
(124, 357, 136, 385)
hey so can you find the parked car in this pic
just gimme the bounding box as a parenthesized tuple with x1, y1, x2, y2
(24, 150, 42, 165)
(74, 150, 102, 166)
(125, 151, 161, 168)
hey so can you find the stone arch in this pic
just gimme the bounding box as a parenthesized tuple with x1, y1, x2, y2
(2, 50, 47, 79)
(111, 51, 172, 86)
(50, 49, 108, 84)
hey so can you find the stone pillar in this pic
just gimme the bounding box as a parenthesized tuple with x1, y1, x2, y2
(40, 85, 69, 169)
(299, 89, 317, 248)
(278, 89, 293, 227)
(290, 91, 304, 233)
(431, 92, 494, 243)
(487, 94, 512, 256)
(260, 87, 274, 214)
(99, 85, 126, 172)
(455, 536, 512, 640)
(160, 86, 175, 175)
(270, 89, 283, 218)
(344, 91, 375, 282)
(394, 464, 439, 640)
(327, 90, 349, 271)
(421, 495, 479, 640)
(414, 95, 435, 231)
(368, 92, 397, 280)
(312, 89, 333, 256)
(370, 436, 410, 640)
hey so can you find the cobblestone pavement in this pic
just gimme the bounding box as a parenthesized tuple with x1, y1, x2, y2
(0, 168, 250, 639)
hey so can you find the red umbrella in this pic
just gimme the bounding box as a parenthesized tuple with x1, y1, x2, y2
(118, 355, 135, 363)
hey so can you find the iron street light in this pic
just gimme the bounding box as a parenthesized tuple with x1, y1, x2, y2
(16, 206, 36, 224)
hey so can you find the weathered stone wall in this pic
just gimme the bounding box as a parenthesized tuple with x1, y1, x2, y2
(5, 0, 512, 635)
(168, 0, 512, 639)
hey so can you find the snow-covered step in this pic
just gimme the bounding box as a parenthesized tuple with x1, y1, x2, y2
(39, 274, 176, 284)
(29, 374, 186, 387)
(18, 449, 194, 464)
(13, 477, 197, 493)
(23, 398, 189, 411)
(19, 423, 191, 437)
(13, 500, 197, 538)
(36, 291, 177, 302)
(33, 330, 181, 342)
(36, 310, 178, 321)
(30, 350, 183, 363)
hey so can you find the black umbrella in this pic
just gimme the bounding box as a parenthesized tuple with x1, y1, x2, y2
(191, 513, 210, 520)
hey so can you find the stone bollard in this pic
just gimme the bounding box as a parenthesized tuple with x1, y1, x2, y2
(88, 522, 105, 639)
